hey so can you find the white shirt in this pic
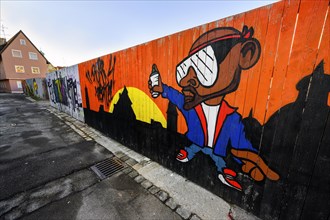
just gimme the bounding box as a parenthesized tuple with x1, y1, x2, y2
(201, 102, 220, 148)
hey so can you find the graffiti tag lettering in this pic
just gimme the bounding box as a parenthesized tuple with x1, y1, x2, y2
(85, 54, 116, 107)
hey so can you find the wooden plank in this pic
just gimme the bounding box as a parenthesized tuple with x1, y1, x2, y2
(280, 0, 329, 113)
(110, 51, 118, 100)
(215, 13, 227, 28)
(241, 6, 272, 119)
(206, 18, 217, 31)
(225, 11, 248, 207)
(218, 15, 235, 105)
(211, 15, 236, 200)
(151, 39, 160, 122)
(299, 110, 330, 219)
(156, 36, 169, 125)
(264, 1, 301, 122)
(252, 0, 285, 125)
(251, 0, 301, 218)
(316, 4, 330, 74)
(172, 30, 186, 134)
(232, 6, 273, 215)
(231, 12, 247, 111)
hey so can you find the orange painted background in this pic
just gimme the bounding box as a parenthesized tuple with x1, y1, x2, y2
(78, 0, 329, 135)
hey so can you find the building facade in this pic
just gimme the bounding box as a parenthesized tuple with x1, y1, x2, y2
(0, 30, 49, 93)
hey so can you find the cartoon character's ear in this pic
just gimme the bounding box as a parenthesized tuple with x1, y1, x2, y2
(239, 39, 261, 70)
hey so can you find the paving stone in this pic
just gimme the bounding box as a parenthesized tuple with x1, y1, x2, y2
(122, 167, 133, 174)
(165, 197, 177, 210)
(126, 158, 138, 167)
(148, 185, 160, 194)
(132, 163, 143, 171)
(190, 214, 202, 220)
(156, 190, 169, 202)
(176, 206, 191, 220)
(141, 180, 153, 189)
(128, 170, 139, 178)
(120, 155, 130, 162)
(115, 151, 126, 159)
(134, 175, 145, 184)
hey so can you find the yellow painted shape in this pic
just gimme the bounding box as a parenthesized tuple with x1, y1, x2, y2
(109, 87, 167, 128)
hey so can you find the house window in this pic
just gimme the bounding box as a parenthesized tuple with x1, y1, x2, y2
(20, 39, 26, 45)
(29, 52, 38, 60)
(15, 65, 25, 73)
(17, 81, 22, 89)
(31, 67, 40, 74)
(12, 49, 22, 58)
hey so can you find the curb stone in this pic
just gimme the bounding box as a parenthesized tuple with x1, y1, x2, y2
(134, 175, 145, 184)
(120, 155, 130, 162)
(141, 180, 153, 189)
(122, 167, 133, 174)
(128, 170, 139, 178)
(148, 185, 160, 195)
(190, 214, 202, 220)
(176, 206, 191, 220)
(115, 151, 126, 159)
(156, 190, 169, 202)
(126, 158, 138, 166)
(165, 197, 178, 210)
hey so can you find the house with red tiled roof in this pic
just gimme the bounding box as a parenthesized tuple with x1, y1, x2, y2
(0, 30, 50, 93)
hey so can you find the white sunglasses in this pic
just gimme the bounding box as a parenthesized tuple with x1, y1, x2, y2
(176, 45, 218, 87)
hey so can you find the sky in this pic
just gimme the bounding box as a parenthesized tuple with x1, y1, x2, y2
(0, 1, 278, 67)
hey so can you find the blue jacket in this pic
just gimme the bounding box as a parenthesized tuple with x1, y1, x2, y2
(162, 84, 257, 158)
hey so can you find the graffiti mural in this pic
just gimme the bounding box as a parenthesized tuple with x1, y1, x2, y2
(53, 0, 330, 219)
(149, 26, 279, 191)
(46, 65, 84, 121)
(23, 78, 48, 100)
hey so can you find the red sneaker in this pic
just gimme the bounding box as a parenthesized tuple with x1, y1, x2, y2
(223, 168, 237, 177)
(218, 168, 242, 191)
(176, 149, 189, 162)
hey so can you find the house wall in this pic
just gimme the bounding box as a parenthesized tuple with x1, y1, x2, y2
(0, 79, 11, 93)
(0, 57, 5, 79)
(8, 79, 24, 93)
(0, 32, 48, 92)
(47, 0, 330, 219)
(0, 79, 24, 93)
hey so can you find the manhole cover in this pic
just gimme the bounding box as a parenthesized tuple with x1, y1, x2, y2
(91, 157, 125, 180)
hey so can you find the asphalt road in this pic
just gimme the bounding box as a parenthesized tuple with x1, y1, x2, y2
(0, 93, 180, 220)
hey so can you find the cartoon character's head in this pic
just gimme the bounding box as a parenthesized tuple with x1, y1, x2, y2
(176, 26, 261, 110)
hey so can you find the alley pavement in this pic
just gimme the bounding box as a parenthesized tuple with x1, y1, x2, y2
(0, 93, 258, 220)
(0, 94, 180, 220)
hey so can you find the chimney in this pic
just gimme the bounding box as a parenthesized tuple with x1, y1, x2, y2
(0, 38, 6, 46)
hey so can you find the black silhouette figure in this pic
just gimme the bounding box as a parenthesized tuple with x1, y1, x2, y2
(242, 61, 330, 219)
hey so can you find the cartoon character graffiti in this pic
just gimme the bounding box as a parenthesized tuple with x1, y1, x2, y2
(149, 26, 280, 191)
